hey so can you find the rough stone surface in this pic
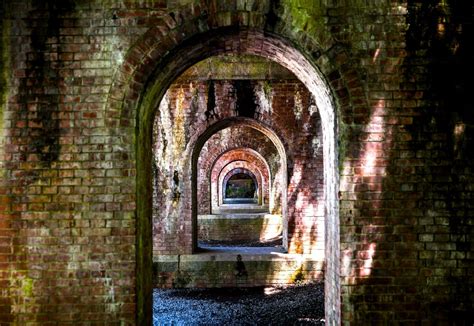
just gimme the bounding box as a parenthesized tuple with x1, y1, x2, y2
(153, 249, 324, 289)
(197, 213, 282, 243)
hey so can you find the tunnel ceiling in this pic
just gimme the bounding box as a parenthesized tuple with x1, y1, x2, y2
(177, 55, 297, 81)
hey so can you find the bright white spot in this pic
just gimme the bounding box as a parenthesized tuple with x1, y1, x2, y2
(309, 103, 318, 116)
(372, 48, 381, 63)
(361, 243, 376, 277)
(264, 286, 282, 296)
(256, 82, 273, 114)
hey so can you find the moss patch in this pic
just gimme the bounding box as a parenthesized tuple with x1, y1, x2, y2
(21, 277, 34, 297)
(290, 264, 305, 284)
(0, 5, 9, 130)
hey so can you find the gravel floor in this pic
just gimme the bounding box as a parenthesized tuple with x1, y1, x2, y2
(153, 282, 325, 325)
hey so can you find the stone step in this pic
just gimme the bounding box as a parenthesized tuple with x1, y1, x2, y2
(153, 248, 324, 288)
(199, 213, 275, 219)
(213, 204, 270, 214)
(198, 214, 282, 242)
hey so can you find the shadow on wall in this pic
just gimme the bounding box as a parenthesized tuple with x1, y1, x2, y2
(341, 0, 473, 323)
(402, 0, 473, 321)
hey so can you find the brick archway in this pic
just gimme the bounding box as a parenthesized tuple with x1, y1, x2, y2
(221, 167, 258, 202)
(190, 117, 289, 251)
(200, 138, 277, 215)
(218, 162, 262, 204)
(210, 148, 270, 210)
(125, 28, 342, 324)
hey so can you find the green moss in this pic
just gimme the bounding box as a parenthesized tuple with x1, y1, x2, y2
(21, 277, 34, 297)
(262, 80, 272, 99)
(0, 7, 9, 183)
(290, 264, 305, 284)
(279, 0, 327, 41)
(0, 10, 9, 130)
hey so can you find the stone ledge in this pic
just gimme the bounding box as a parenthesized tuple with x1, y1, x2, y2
(154, 248, 325, 288)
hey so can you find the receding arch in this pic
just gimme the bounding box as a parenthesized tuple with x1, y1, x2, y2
(209, 148, 272, 210)
(131, 28, 340, 325)
(190, 116, 289, 251)
(217, 161, 264, 205)
(222, 168, 258, 202)
(206, 147, 274, 213)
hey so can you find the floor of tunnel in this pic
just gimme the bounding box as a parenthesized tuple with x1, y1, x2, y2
(153, 281, 325, 325)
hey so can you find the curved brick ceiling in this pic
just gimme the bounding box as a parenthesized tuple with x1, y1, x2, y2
(177, 54, 296, 80)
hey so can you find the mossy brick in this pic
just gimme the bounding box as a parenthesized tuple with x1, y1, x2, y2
(0, 0, 472, 325)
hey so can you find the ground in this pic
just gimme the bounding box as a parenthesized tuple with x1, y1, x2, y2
(153, 282, 325, 325)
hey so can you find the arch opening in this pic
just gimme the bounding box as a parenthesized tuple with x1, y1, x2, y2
(195, 121, 285, 249)
(135, 28, 340, 325)
(191, 118, 287, 250)
(211, 147, 271, 209)
(217, 160, 264, 206)
(224, 169, 257, 202)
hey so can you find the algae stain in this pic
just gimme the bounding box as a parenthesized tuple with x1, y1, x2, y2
(280, 0, 326, 34)
(256, 81, 273, 115)
(0, 11, 10, 132)
(21, 277, 34, 297)
(294, 85, 303, 120)
(173, 87, 186, 162)
(104, 274, 124, 314)
(0, 0, 10, 195)
(10, 274, 35, 314)
(290, 264, 305, 283)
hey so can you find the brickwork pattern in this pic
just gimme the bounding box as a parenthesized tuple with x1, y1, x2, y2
(153, 79, 324, 256)
(199, 127, 277, 214)
(0, 0, 472, 325)
(197, 214, 282, 243)
(209, 149, 270, 209)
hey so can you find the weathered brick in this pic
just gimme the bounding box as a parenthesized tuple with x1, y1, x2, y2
(0, 1, 472, 325)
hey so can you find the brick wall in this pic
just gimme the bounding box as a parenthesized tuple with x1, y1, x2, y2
(197, 214, 282, 243)
(0, 0, 472, 324)
(199, 127, 277, 214)
(153, 79, 324, 255)
(210, 149, 270, 208)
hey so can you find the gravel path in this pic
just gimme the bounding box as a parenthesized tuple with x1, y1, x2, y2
(153, 282, 325, 325)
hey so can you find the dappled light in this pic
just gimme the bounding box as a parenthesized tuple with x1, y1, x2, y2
(2, 0, 472, 325)
(341, 97, 395, 281)
(360, 243, 376, 277)
(125, 24, 340, 324)
(151, 49, 330, 300)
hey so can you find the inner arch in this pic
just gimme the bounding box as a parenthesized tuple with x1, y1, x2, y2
(136, 28, 339, 325)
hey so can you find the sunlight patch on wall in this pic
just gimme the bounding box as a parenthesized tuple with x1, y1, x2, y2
(360, 243, 376, 277)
